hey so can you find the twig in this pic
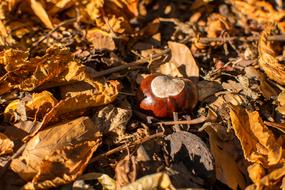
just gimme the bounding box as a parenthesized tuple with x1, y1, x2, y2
(0, 144, 26, 178)
(33, 17, 78, 47)
(156, 116, 208, 126)
(190, 35, 285, 44)
(89, 132, 164, 163)
(92, 49, 170, 78)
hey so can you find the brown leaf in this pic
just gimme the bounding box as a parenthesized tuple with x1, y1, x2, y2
(0, 132, 14, 156)
(165, 131, 215, 181)
(258, 24, 285, 85)
(10, 116, 102, 189)
(121, 173, 175, 190)
(205, 126, 246, 190)
(4, 91, 58, 122)
(92, 102, 132, 144)
(166, 41, 199, 78)
(230, 0, 285, 32)
(230, 105, 282, 167)
(30, 0, 53, 29)
(0, 47, 72, 92)
(277, 90, 285, 115)
(246, 162, 285, 190)
(86, 28, 116, 51)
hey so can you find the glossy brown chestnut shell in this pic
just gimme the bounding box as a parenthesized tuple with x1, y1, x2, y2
(137, 74, 198, 118)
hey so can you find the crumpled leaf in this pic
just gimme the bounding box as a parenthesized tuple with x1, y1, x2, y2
(76, 172, 116, 190)
(86, 28, 116, 51)
(258, 24, 285, 85)
(205, 126, 245, 190)
(84, 0, 138, 34)
(247, 163, 265, 186)
(230, 105, 282, 167)
(206, 13, 232, 46)
(92, 101, 132, 144)
(230, 0, 285, 32)
(276, 90, 285, 115)
(158, 42, 199, 79)
(10, 116, 102, 189)
(0, 46, 72, 93)
(246, 162, 285, 190)
(121, 172, 176, 190)
(0, 132, 14, 156)
(30, 0, 53, 29)
(4, 91, 58, 122)
(165, 131, 215, 180)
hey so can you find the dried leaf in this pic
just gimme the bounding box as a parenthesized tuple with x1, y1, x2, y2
(230, 105, 282, 166)
(206, 13, 232, 46)
(246, 162, 285, 190)
(165, 131, 215, 180)
(205, 126, 246, 190)
(30, 0, 53, 29)
(277, 90, 285, 115)
(10, 116, 102, 189)
(247, 163, 265, 186)
(166, 41, 199, 78)
(4, 91, 58, 122)
(258, 24, 285, 85)
(86, 28, 116, 51)
(92, 102, 132, 144)
(84, 0, 136, 34)
(76, 172, 116, 190)
(121, 172, 176, 190)
(230, 0, 285, 32)
(0, 132, 14, 156)
(0, 47, 72, 92)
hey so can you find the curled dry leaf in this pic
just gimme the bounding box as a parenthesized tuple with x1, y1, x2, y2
(121, 172, 175, 190)
(21, 79, 120, 139)
(165, 131, 215, 181)
(30, 0, 53, 29)
(230, 0, 285, 32)
(0, 46, 72, 93)
(206, 13, 232, 46)
(258, 24, 285, 85)
(86, 28, 116, 51)
(4, 91, 58, 122)
(0, 132, 14, 156)
(277, 90, 285, 115)
(157, 42, 199, 79)
(230, 105, 282, 167)
(84, 0, 137, 34)
(246, 162, 285, 190)
(205, 126, 245, 190)
(76, 172, 116, 190)
(92, 102, 132, 144)
(10, 116, 102, 189)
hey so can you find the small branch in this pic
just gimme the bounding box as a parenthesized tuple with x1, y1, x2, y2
(33, 17, 78, 47)
(89, 132, 164, 163)
(190, 35, 285, 44)
(157, 115, 207, 126)
(92, 49, 170, 78)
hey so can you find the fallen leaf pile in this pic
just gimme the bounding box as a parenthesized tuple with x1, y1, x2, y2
(1, 0, 285, 190)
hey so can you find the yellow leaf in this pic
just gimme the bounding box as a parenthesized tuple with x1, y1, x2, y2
(30, 0, 53, 29)
(11, 116, 102, 189)
(205, 126, 245, 190)
(0, 132, 14, 156)
(230, 105, 282, 166)
(4, 91, 58, 122)
(258, 24, 285, 85)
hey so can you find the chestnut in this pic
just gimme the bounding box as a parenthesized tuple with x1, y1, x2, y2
(137, 74, 198, 118)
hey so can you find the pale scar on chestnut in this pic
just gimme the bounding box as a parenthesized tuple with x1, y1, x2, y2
(151, 75, 185, 98)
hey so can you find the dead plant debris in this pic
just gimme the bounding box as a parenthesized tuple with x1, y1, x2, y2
(0, 0, 285, 190)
